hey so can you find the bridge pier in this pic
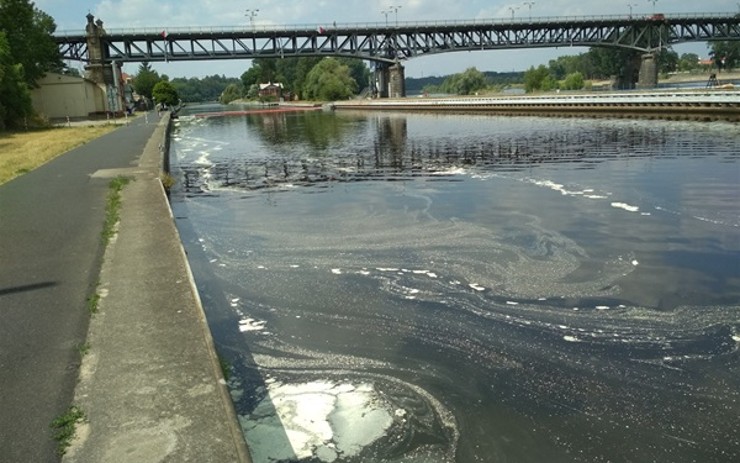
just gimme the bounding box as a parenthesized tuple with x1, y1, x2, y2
(637, 51, 658, 89)
(84, 14, 125, 114)
(374, 63, 405, 98)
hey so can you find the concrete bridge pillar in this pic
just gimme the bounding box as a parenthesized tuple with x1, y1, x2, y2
(84, 14, 111, 85)
(637, 52, 658, 89)
(84, 14, 124, 113)
(374, 64, 389, 98)
(374, 63, 405, 98)
(388, 63, 405, 98)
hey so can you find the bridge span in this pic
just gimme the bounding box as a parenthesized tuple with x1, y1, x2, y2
(56, 12, 739, 97)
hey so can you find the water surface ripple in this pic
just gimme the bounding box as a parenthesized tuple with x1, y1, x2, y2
(171, 109, 740, 463)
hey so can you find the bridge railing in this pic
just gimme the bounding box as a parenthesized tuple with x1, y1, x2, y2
(53, 11, 737, 37)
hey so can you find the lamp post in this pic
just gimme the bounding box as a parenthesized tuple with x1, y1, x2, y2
(381, 10, 390, 25)
(245, 9, 259, 29)
(523, 2, 534, 21)
(627, 3, 636, 18)
(508, 6, 519, 19)
(647, 0, 658, 13)
(390, 5, 402, 25)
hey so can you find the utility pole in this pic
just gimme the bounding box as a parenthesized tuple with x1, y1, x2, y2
(508, 5, 519, 19)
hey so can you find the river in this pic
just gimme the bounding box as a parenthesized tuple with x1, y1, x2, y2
(169, 106, 739, 463)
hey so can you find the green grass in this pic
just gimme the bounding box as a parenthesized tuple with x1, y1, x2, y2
(87, 292, 101, 314)
(218, 354, 232, 382)
(50, 405, 85, 456)
(77, 342, 91, 356)
(101, 176, 131, 245)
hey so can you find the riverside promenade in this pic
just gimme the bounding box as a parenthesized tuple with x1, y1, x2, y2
(0, 113, 251, 462)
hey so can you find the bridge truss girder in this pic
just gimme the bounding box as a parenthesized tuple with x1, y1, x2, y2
(55, 15, 740, 64)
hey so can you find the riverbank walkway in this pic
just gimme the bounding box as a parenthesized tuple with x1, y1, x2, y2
(0, 113, 251, 462)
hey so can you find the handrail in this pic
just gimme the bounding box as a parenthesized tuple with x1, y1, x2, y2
(53, 11, 738, 37)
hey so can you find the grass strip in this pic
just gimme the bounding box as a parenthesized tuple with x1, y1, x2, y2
(50, 405, 85, 456)
(101, 176, 131, 245)
(0, 125, 116, 185)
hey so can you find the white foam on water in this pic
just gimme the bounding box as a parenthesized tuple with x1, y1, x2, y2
(243, 381, 395, 462)
(331, 268, 343, 275)
(563, 335, 580, 342)
(290, 264, 300, 268)
(596, 306, 610, 310)
(431, 167, 468, 176)
(239, 318, 267, 332)
(469, 283, 486, 291)
(506, 301, 519, 306)
(611, 202, 640, 213)
(631, 260, 639, 266)
(377, 267, 400, 272)
(732, 335, 740, 342)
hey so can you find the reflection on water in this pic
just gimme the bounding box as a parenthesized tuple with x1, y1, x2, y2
(170, 109, 740, 463)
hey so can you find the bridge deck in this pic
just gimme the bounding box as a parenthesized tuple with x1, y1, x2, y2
(55, 13, 740, 64)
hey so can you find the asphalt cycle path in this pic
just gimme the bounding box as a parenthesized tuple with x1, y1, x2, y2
(0, 114, 160, 462)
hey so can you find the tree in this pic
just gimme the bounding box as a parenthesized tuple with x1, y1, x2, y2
(0, 31, 32, 129)
(524, 65, 557, 92)
(0, 0, 61, 86)
(440, 67, 489, 95)
(219, 83, 243, 104)
(709, 41, 740, 71)
(302, 57, 357, 101)
(337, 58, 371, 92)
(677, 53, 700, 72)
(657, 49, 678, 75)
(152, 80, 179, 107)
(134, 62, 160, 100)
(560, 72, 584, 90)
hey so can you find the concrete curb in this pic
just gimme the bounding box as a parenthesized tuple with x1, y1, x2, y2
(63, 114, 252, 462)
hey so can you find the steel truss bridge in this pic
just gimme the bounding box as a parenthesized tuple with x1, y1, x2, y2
(56, 13, 739, 64)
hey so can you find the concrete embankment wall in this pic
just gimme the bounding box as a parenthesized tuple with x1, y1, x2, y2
(64, 113, 252, 462)
(334, 91, 740, 121)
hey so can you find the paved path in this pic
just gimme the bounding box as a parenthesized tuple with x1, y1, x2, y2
(0, 113, 250, 462)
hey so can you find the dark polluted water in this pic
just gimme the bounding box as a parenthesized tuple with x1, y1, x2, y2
(169, 107, 740, 463)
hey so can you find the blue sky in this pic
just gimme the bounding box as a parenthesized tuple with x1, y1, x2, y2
(35, 0, 737, 79)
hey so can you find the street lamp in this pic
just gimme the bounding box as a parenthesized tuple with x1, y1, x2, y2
(647, 0, 658, 13)
(245, 9, 259, 29)
(523, 2, 534, 21)
(627, 3, 637, 18)
(390, 5, 402, 25)
(381, 10, 390, 25)
(508, 6, 520, 19)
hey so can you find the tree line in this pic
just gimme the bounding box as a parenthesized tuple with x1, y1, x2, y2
(0, 0, 61, 129)
(1, 0, 737, 131)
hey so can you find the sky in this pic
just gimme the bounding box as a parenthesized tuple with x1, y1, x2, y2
(35, 0, 739, 79)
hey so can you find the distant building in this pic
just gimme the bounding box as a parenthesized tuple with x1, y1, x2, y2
(258, 82, 284, 99)
(31, 72, 108, 121)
